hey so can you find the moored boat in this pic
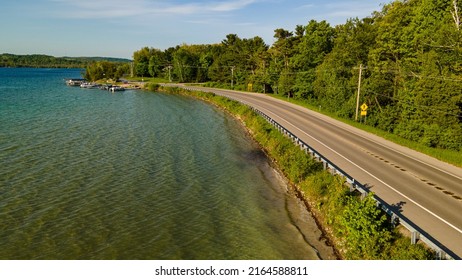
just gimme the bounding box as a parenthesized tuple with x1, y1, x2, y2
(109, 86, 125, 92)
(66, 79, 86, 86)
(80, 82, 100, 89)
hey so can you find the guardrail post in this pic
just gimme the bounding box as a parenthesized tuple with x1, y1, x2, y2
(391, 214, 400, 227)
(350, 179, 356, 192)
(328, 165, 336, 175)
(411, 231, 420, 244)
(436, 250, 446, 260)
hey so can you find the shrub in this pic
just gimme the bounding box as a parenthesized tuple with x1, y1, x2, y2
(340, 193, 392, 259)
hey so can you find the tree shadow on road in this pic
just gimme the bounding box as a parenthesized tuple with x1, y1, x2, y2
(390, 201, 406, 213)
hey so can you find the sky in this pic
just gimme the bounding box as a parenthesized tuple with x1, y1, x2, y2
(1, 0, 387, 59)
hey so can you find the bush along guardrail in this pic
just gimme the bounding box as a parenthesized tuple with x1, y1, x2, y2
(250, 106, 458, 260)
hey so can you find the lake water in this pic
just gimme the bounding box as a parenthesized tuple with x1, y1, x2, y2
(0, 68, 331, 259)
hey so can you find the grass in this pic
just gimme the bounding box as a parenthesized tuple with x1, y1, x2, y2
(125, 76, 169, 84)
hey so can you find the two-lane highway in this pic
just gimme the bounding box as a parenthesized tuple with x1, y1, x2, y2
(164, 84, 462, 258)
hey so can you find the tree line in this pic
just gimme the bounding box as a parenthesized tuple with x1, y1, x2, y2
(1, 54, 88, 68)
(1, 53, 131, 69)
(119, 0, 462, 151)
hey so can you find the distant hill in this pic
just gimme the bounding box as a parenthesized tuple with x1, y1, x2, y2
(62, 56, 132, 63)
(0, 53, 131, 68)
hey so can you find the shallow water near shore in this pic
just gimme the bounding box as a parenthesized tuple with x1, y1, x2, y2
(0, 68, 334, 259)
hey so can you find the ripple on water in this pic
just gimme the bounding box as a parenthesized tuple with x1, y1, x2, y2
(0, 69, 328, 259)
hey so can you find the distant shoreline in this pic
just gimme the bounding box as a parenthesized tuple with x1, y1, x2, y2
(1, 53, 131, 69)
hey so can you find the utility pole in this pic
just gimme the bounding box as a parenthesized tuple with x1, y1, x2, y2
(452, 0, 460, 30)
(231, 66, 235, 89)
(355, 64, 363, 122)
(167, 65, 172, 82)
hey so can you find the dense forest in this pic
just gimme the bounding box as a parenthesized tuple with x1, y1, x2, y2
(96, 0, 462, 151)
(0, 53, 130, 68)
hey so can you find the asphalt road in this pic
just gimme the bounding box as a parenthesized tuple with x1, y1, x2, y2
(163, 84, 462, 258)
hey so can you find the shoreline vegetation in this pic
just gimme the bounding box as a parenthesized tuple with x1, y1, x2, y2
(155, 84, 434, 260)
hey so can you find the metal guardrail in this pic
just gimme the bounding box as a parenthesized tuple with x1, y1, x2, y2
(252, 107, 459, 260)
(178, 86, 459, 259)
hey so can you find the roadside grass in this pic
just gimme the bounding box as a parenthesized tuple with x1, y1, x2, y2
(157, 85, 434, 260)
(125, 76, 169, 84)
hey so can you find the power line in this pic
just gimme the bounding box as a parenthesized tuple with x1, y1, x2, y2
(141, 60, 461, 118)
(153, 62, 462, 82)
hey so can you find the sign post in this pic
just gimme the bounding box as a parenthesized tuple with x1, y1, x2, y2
(360, 103, 368, 123)
(355, 64, 363, 121)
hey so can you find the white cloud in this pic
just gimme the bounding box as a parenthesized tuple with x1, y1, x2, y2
(298, 4, 315, 9)
(208, 0, 258, 12)
(49, 0, 260, 19)
(324, 1, 382, 19)
(290, 0, 383, 26)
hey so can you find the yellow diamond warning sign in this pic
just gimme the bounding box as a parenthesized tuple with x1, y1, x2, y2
(360, 103, 368, 111)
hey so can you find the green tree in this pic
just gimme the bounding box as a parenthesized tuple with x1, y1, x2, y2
(366, 0, 462, 151)
(148, 48, 166, 77)
(84, 61, 126, 81)
(133, 47, 153, 77)
(208, 34, 247, 87)
(292, 20, 334, 99)
(171, 44, 209, 83)
(313, 18, 376, 117)
(269, 28, 295, 95)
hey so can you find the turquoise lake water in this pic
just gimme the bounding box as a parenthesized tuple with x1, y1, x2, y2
(0, 68, 325, 259)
